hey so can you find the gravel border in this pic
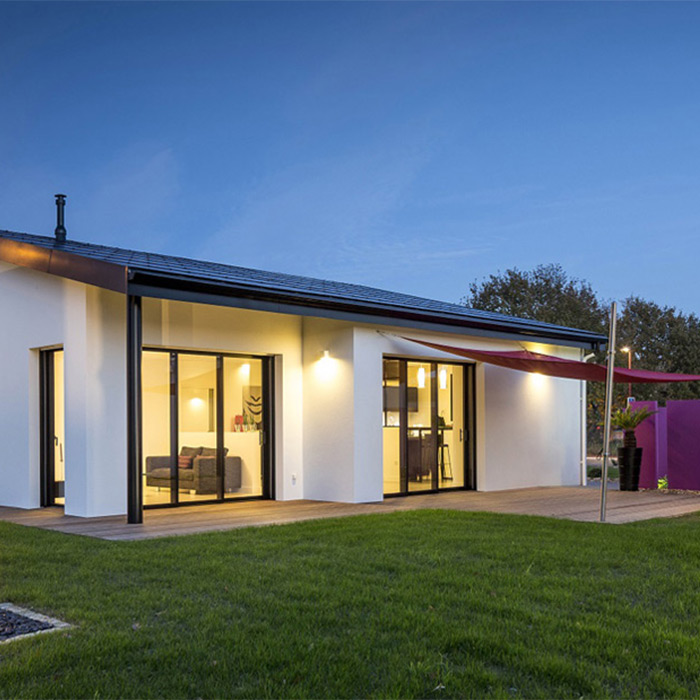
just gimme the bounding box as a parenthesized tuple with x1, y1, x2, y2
(0, 603, 71, 644)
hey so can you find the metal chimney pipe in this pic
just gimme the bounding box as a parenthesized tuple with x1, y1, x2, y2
(54, 194, 67, 242)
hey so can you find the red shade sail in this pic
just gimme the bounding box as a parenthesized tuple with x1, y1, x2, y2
(403, 337, 700, 384)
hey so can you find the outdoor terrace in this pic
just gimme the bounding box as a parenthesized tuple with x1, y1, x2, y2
(2, 486, 700, 540)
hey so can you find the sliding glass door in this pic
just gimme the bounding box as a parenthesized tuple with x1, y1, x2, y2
(142, 349, 272, 508)
(40, 349, 66, 507)
(383, 357, 474, 496)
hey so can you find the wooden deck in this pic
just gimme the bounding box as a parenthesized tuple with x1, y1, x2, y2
(2, 486, 700, 541)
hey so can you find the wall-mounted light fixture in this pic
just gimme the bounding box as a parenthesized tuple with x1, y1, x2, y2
(240, 362, 251, 379)
(417, 365, 426, 389)
(315, 349, 336, 381)
(439, 367, 447, 390)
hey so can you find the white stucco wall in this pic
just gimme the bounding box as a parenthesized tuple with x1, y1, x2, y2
(1, 259, 587, 515)
(300, 323, 585, 501)
(374, 331, 584, 492)
(0, 263, 127, 516)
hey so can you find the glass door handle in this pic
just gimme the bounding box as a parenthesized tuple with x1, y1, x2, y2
(459, 429, 463, 441)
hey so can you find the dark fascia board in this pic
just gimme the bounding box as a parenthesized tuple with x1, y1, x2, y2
(0, 236, 605, 349)
(0, 238, 128, 293)
(128, 270, 606, 350)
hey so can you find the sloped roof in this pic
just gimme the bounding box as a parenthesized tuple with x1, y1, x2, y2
(0, 229, 605, 347)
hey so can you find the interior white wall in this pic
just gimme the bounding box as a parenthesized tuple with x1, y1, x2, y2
(142, 298, 304, 501)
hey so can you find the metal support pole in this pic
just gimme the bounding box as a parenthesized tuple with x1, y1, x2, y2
(127, 294, 143, 524)
(599, 301, 618, 523)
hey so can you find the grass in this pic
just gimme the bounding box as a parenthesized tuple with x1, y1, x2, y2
(2, 510, 700, 698)
(586, 464, 620, 480)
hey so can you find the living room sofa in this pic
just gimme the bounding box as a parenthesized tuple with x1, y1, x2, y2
(145, 446, 242, 495)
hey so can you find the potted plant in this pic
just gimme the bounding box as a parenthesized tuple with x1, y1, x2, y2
(610, 406, 656, 491)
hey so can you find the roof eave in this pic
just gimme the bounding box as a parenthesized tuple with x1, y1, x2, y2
(128, 269, 606, 349)
(0, 237, 128, 293)
(0, 236, 605, 349)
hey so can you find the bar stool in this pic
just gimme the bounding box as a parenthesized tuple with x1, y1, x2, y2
(439, 441, 453, 480)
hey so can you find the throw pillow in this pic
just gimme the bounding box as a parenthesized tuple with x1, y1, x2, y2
(178, 455, 193, 469)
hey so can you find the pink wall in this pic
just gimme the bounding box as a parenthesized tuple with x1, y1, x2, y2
(633, 399, 700, 490)
(667, 400, 700, 490)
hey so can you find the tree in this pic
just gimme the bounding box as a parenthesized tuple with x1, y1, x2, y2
(464, 265, 700, 454)
(463, 264, 608, 334)
(616, 296, 700, 403)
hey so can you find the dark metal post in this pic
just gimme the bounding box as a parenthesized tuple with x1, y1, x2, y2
(127, 294, 143, 524)
(399, 360, 408, 494)
(216, 356, 225, 500)
(430, 362, 439, 490)
(262, 356, 275, 499)
(39, 351, 55, 507)
(169, 352, 179, 505)
(54, 194, 67, 242)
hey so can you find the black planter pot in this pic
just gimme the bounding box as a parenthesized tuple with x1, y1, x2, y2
(617, 446, 642, 491)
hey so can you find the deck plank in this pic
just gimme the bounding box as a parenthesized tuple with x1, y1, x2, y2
(2, 487, 700, 540)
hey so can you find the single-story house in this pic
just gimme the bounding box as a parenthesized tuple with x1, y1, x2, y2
(0, 207, 605, 523)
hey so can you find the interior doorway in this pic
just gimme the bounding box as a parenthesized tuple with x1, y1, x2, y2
(40, 349, 66, 507)
(383, 357, 475, 496)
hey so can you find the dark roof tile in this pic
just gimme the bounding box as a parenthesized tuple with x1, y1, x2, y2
(0, 229, 605, 344)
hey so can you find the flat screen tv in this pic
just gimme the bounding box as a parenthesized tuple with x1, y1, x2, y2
(383, 386, 419, 413)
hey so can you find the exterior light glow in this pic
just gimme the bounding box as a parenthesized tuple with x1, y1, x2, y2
(439, 368, 447, 390)
(530, 372, 546, 389)
(315, 349, 336, 381)
(417, 366, 426, 389)
(621, 346, 630, 353)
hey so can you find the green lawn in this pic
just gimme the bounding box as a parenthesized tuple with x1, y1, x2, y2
(2, 510, 700, 699)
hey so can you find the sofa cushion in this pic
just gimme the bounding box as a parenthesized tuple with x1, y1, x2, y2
(147, 467, 172, 480)
(180, 446, 201, 458)
(200, 447, 229, 457)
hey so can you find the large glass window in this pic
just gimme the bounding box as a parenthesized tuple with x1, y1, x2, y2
(142, 350, 270, 508)
(382, 359, 402, 495)
(407, 361, 435, 493)
(178, 354, 218, 503)
(383, 358, 473, 496)
(142, 352, 173, 506)
(223, 358, 263, 498)
(40, 349, 66, 507)
(53, 350, 66, 505)
(437, 364, 465, 489)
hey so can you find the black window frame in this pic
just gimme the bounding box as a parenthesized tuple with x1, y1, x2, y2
(382, 356, 476, 497)
(142, 347, 275, 510)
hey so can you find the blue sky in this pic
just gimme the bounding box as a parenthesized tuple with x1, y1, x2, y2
(2, 2, 700, 312)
